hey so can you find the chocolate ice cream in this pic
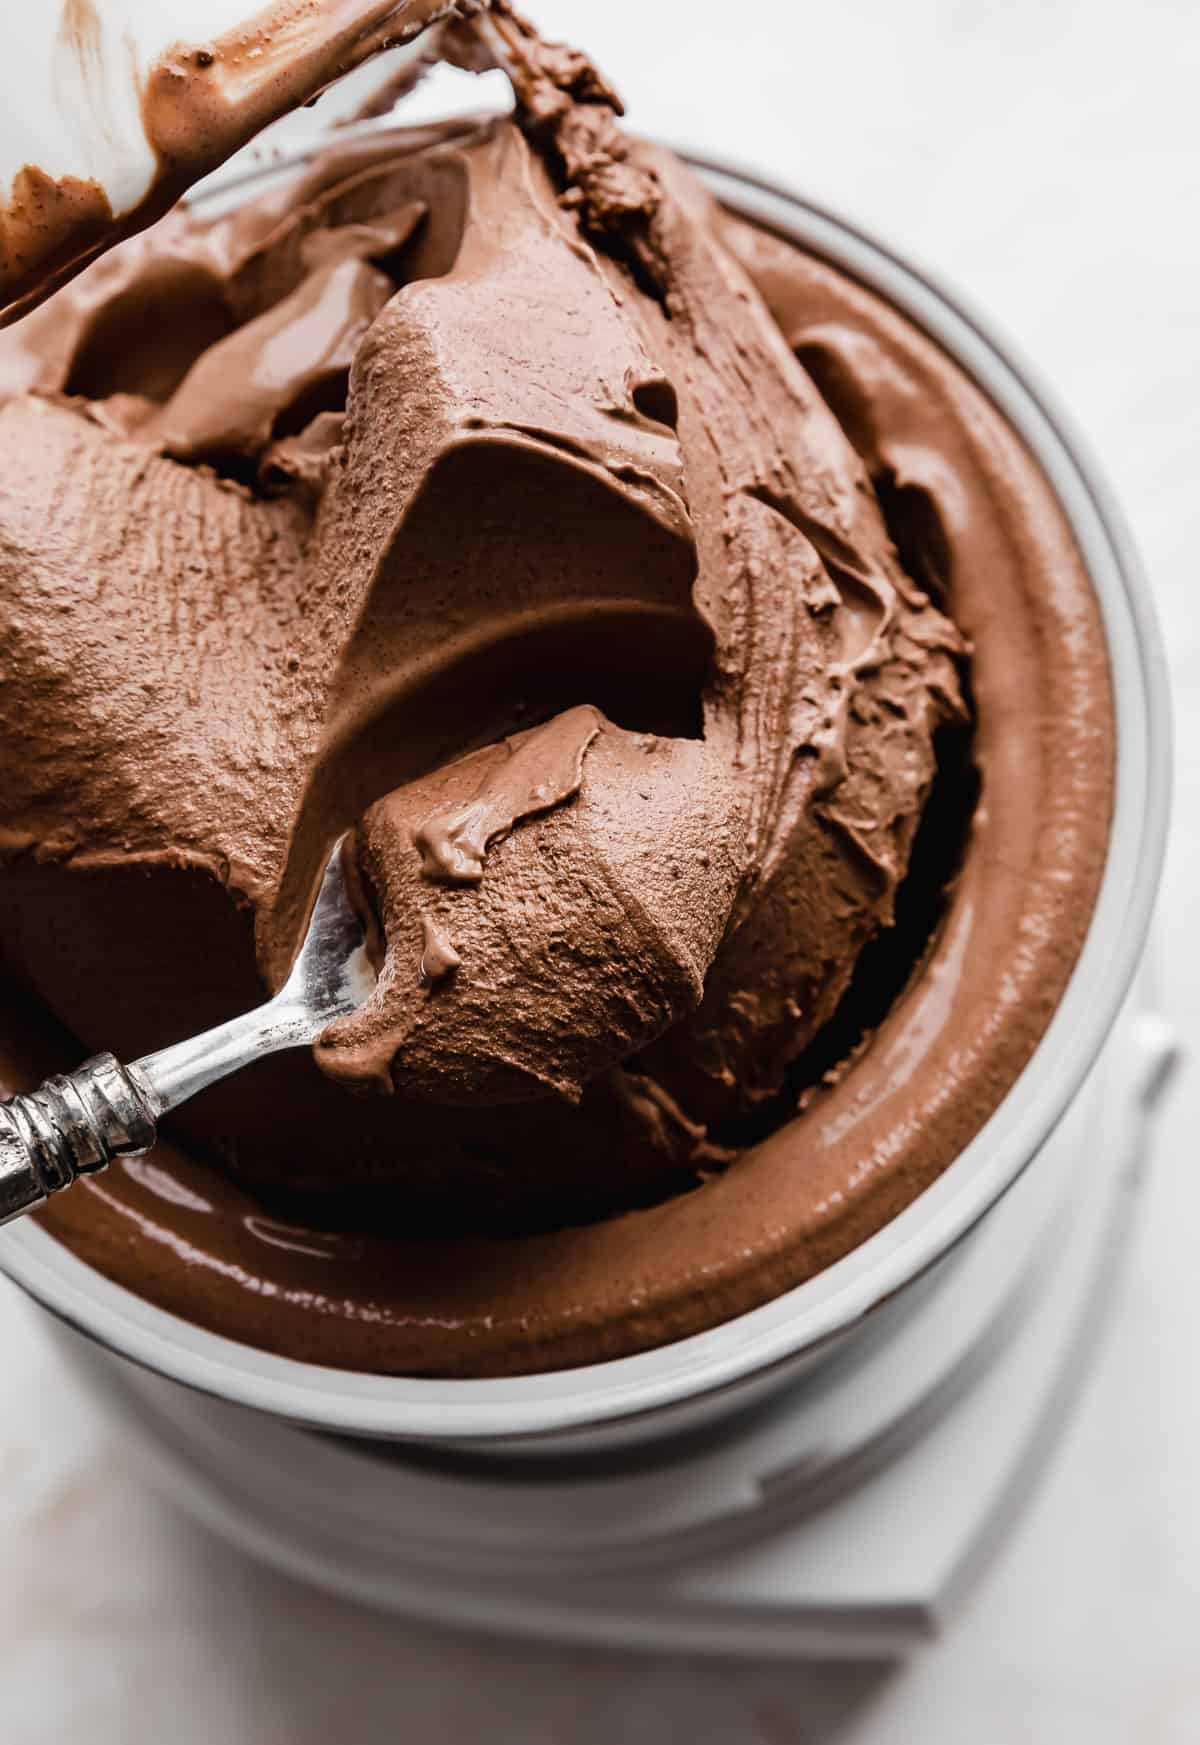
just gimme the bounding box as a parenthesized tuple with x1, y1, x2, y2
(0, 7, 1113, 1374)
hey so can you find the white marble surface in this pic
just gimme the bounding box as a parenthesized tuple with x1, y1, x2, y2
(4, 1, 1200, 1738)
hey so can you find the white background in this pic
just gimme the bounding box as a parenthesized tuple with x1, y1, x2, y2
(4, 1, 1200, 1738)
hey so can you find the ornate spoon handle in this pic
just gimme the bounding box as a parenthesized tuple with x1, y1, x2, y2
(0, 837, 370, 1228)
(0, 1056, 159, 1227)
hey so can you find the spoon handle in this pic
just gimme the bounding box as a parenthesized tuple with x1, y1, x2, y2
(0, 1056, 159, 1227)
(0, 837, 367, 1226)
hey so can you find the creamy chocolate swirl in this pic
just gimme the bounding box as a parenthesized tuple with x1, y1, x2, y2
(0, 9, 1112, 1375)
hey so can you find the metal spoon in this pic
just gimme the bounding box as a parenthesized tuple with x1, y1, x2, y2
(0, 838, 374, 1227)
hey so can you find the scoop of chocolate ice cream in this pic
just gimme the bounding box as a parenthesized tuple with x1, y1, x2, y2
(321, 709, 743, 1104)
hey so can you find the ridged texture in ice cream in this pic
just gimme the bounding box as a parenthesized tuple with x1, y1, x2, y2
(0, 7, 1112, 1375)
(0, 32, 965, 1194)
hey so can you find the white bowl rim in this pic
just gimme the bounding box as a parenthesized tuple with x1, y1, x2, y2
(0, 142, 1172, 1441)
